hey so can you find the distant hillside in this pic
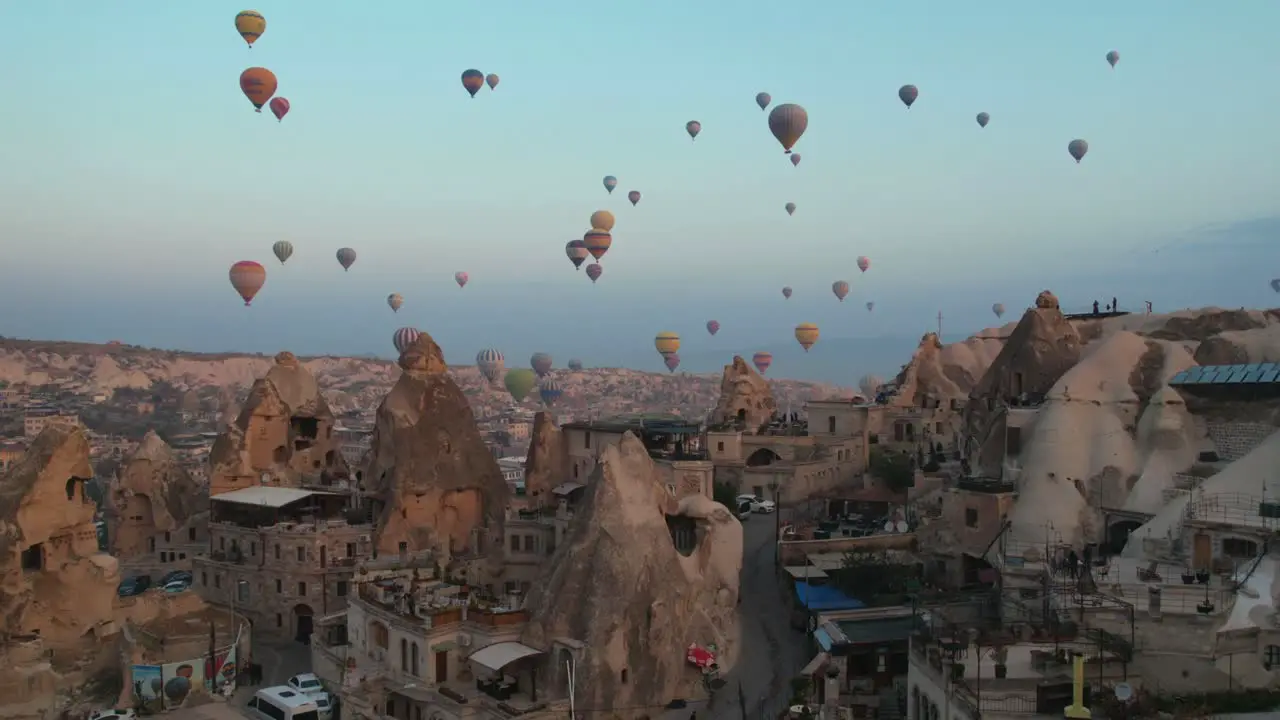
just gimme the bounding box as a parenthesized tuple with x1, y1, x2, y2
(678, 335, 920, 385)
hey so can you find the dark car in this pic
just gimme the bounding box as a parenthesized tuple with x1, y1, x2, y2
(117, 575, 152, 597)
(160, 570, 192, 586)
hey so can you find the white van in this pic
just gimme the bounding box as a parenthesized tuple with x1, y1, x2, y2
(248, 686, 321, 720)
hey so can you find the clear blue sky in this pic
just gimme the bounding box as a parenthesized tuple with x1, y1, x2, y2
(1, 1, 1277, 381)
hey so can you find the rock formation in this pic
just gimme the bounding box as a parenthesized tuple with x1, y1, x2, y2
(889, 331, 1006, 408)
(523, 412, 568, 507)
(0, 424, 119, 645)
(109, 431, 202, 558)
(521, 433, 743, 713)
(713, 356, 776, 431)
(207, 351, 348, 496)
(363, 332, 509, 572)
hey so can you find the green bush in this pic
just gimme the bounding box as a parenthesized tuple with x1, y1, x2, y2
(869, 448, 914, 491)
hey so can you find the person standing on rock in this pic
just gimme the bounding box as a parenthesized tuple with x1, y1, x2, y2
(1092, 300, 1099, 315)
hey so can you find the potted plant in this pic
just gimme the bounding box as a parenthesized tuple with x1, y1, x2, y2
(990, 645, 1009, 679)
(1181, 567, 1196, 585)
(1197, 600, 1215, 614)
(1195, 568, 1211, 584)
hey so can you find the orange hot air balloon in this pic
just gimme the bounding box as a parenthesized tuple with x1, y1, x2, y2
(229, 261, 266, 306)
(584, 229, 612, 260)
(239, 67, 278, 112)
(794, 322, 820, 352)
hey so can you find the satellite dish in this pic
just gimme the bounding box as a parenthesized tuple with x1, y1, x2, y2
(895, 521, 909, 533)
(884, 521, 895, 533)
(1114, 683, 1133, 702)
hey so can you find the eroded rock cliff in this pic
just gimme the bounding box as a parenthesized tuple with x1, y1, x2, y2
(523, 412, 568, 507)
(889, 331, 1006, 408)
(364, 332, 508, 572)
(0, 424, 119, 645)
(109, 431, 202, 557)
(521, 433, 743, 713)
(713, 356, 776, 431)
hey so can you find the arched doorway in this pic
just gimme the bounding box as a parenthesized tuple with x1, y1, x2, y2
(293, 603, 314, 644)
(746, 448, 781, 467)
(1106, 520, 1144, 555)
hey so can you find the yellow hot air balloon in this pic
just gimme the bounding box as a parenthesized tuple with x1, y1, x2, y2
(654, 331, 681, 357)
(590, 210, 615, 232)
(794, 323, 820, 352)
(235, 10, 266, 48)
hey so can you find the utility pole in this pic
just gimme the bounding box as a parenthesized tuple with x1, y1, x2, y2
(936, 311, 943, 340)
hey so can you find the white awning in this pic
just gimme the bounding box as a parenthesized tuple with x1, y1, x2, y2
(211, 487, 337, 508)
(467, 641, 545, 673)
(552, 482, 584, 496)
(783, 565, 829, 580)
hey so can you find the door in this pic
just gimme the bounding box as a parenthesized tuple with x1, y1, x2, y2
(1193, 533, 1212, 570)
(435, 650, 449, 683)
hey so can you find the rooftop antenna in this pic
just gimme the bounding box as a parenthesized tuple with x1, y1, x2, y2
(937, 310, 944, 340)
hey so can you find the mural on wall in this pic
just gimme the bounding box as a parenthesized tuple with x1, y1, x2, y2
(131, 665, 163, 713)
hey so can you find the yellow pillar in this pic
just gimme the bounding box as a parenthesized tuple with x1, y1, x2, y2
(1063, 653, 1091, 719)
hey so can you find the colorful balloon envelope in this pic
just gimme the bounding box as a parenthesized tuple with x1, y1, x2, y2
(387, 293, 403, 313)
(269, 97, 290, 122)
(461, 69, 485, 98)
(992, 303, 1006, 318)
(1068, 139, 1089, 163)
(477, 348, 505, 383)
(584, 230, 612, 261)
(752, 351, 773, 375)
(857, 256, 870, 273)
(455, 271, 469, 288)
(486, 73, 500, 90)
(504, 368, 537, 403)
(603, 176, 617, 194)
(336, 247, 356, 271)
(686, 121, 701, 140)
(539, 378, 562, 406)
(654, 332, 680, 357)
(1272, 279, 1280, 293)
(234, 10, 266, 48)
(768, 104, 808, 154)
(664, 354, 681, 373)
(976, 112, 990, 128)
(566, 240, 589, 270)
(866, 301, 875, 312)
(271, 241, 293, 264)
(794, 323, 820, 352)
(585, 263, 603, 283)
(898, 85, 919, 109)
(239, 67, 277, 112)
(229, 261, 266, 306)
(755, 92, 771, 111)
(628, 190, 641, 206)
(589, 210, 615, 232)
(832, 281, 850, 302)
(790, 154, 801, 167)
(393, 327, 420, 355)
(706, 320, 720, 336)
(530, 352, 553, 377)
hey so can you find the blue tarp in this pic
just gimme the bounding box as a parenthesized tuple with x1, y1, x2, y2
(793, 580, 865, 612)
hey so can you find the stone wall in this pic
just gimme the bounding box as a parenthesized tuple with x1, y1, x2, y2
(1206, 421, 1276, 462)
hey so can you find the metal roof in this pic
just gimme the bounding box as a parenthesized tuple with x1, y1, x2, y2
(211, 486, 337, 508)
(1170, 363, 1280, 387)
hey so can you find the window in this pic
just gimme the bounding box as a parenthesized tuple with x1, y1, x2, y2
(621, 668, 629, 683)
(298, 581, 307, 596)
(219, 537, 225, 550)
(275, 544, 281, 560)
(1265, 645, 1280, 669)
(320, 545, 326, 567)
(179, 553, 186, 560)
(275, 613, 283, 627)
(1222, 538, 1259, 559)
(336, 581, 348, 597)
(296, 546, 306, 562)
(965, 508, 978, 528)
(717, 441, 724, 452)
(214, 574, 221, 589)
(894, 424, 905, 442)
(523, 535, 535, 552)
(275, 579, 282, 593)
(584, 431, 591, 448)
(509, 535, 520, 552)
(573, 464, 579, 479)
(346, 543, 356, 557)
(20, 544, 42, 571)
(148, 537, 156, 553)
(398, 541, 407, 555)
(935, 422, 943, 434)
(1006, 427, 1022, 457)
(828, 416, 836, 433)
(189, 527, 196, 541)
(202, 571, 208, 586)
(250, 542, 256, 557)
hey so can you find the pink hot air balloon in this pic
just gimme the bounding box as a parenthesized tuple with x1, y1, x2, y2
(857, 256, 870, 273)
(585, 263, 603, 283)
(685, 120, 701, 141)
(269, 97, 290, 122)
(664, 353, 680, 373)
(706, 320, 720, 336)
(790, 154, 801, 167)
(455, 271, 469, 288)
(627, 190, 641, 206)
(752, 351, 773, 374)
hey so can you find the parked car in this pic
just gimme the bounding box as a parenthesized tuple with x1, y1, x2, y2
(159, 570, 192, 586)
(736, 495, 776, 514)
(736, 502, 753, 521)
(117, 575, 151, 597)
(287, 672, 326, 698)
(315, 691, 333, 720)
(163, 579, 191, 594)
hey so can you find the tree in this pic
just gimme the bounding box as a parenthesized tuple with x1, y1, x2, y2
(869, 448, 914, 492)
(837, 548, 917, 604)
(712, 481, 740, 510)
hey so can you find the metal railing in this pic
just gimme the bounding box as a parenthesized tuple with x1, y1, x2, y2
(1184, 492, 1280, 530)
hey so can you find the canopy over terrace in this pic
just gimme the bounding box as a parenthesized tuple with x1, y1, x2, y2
(210, 486, 346, 527)
(468, 641, 546, 701)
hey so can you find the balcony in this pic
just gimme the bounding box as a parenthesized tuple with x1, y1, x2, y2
(956, 476, 1016, 494)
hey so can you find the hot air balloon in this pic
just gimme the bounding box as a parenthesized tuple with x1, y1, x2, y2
(531, 352, 553, 377)
(566, 240, 589, 269)
(782, 286, 793, 299)
(455, 271, 469, 288)
(585, 264, 603, 283)
(568, 359, 583, 371)
(271, 241, 293, 264)
(602, 176, 617, 194)
(654, 332, 680, 357)
(477, 349, 505, 383)
(393, 327, 420, 355)
(664, 354, 681, 373)
(898, 85, 919, 109)
(857, 256, 870, 273)
(539, 378, 562, 406)
(992, 303, 1006, 319)
(461, 70, 484, 98)
(589, 210, 615, 232)
(785, 202, 796, 216)
(866, 301, 875, 312)
(768, 104, 808, 154)
(486, 73, 500, 90)
(628, 190, 641, 206)
(976, 112, 990, 128)
(229, 261, 266, 306)
(387, 293, 403, 313)
(706, 320, 720, 336)
(832, 281, 850, 302)
(1106, 50, 1120, 68)
(234, 10, 266, 48)
(505, 369, 537, 403)
(1271, 279, 1280, 293)
(269, 97, 290, 122)
(790, 154, 801, 167)
(1068, 139, 1089, 164)
(755, 92, 771, 111)
(686, 121, 701, 140)
(336, 248, 356, 271)
(794, 323, 820, 352)
(752, 351, 773, 374)
(239, 67, 277, 112)
(584, 230, 612, 261)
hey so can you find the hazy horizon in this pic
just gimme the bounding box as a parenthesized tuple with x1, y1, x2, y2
(2, 3, 1277, 384)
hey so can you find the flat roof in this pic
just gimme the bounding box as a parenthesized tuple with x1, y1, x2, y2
(561, 414, 700, 435)
(211, 486, 337, 508)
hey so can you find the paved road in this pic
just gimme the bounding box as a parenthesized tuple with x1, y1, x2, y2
(231, 636, 315, 705)
(705, 509, 812, 720)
